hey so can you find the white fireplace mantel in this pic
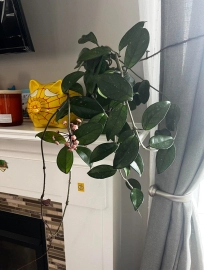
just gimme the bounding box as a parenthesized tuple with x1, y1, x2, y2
(0, 122, 148, 270)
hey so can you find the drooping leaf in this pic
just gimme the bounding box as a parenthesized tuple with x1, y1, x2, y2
(124, 166, 131, 177)
(71, 83, 84, 95)
(78, 46, 111, 61)
(62, 71, 84, 93)
(70, 96, 103, 119)
(118, 130, 134, 143)
(130, 153, 144, 176)
(76, 146, 92, 168)
(138, 80, 150, 104)
(96, 73, 133, 102)
(113, 135, 139, 169)
(155, 128, 171, 136)
(90, 142, 118, 163)
(166, 104, 180, 131)
(106, 104, 128, 141)
(74, 123, 103, 145)
(119, 21, 145, 51)
(124, 28, 150, 68)
(88, 165, 117, 179)
(124, 71, 135, 87)
(130, 188, 144, 211)
(57, 146, 73, 174)
(156, 144, 176, 174)
(36, 131, 66, 144)
(75, 48, 90, 69)
(142, 101, 171, 130)
(125, 178, 141, 191)
(149, 135, 174, 149)
(78, 32, 98, 46)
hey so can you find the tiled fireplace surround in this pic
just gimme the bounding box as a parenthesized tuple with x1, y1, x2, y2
(0, 123, 147, 270)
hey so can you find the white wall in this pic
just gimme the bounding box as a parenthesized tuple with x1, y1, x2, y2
(0, 1, 149, 269)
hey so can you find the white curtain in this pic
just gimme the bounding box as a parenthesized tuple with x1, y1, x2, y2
(138, 0, 161, 211)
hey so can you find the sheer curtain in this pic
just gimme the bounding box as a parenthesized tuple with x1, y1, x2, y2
(139, 0, 204, 269)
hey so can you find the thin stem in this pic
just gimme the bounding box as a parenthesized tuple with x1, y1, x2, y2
(140, 33, 204, 62)
(40, 110, 58, 217)
(52, 171, 72, 237)
(119, 59, 169, 100)
(119, 170, 133, 189)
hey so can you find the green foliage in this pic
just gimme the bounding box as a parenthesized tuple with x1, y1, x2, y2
(88, 165, 117, 179)
(74, 123, 103, 145)
(142, 101, 171, 130)
(126, 178, 141, 191)
(36, 131, 66, 144)
(76, 146, 92, 168)
(130, 188, 144, 211)
(57, 147, 73, 174)
(78, 32, 98, 46)
(39, 22, 180, 212)
(156, 144, 176, 174)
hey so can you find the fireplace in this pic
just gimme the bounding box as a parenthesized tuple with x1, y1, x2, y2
(0, 192, 66, 270)
(0, 211, 48, 270)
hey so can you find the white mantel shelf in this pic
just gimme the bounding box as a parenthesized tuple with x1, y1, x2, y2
(0, 121, 149, 270)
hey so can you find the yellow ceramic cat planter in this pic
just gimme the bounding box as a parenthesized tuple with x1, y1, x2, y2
(27, 80, 81, 128)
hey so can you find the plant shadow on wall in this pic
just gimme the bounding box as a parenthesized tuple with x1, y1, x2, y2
(37, 21, 180, 212)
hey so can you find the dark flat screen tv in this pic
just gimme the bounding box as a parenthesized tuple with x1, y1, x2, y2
(0, 0, 34, 54)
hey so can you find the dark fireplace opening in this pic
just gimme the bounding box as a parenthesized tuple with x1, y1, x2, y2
(0, 211, 48, 270)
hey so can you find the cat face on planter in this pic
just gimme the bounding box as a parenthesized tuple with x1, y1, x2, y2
(27, 80, 79, 128)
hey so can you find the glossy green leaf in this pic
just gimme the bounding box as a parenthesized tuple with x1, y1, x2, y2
(106, 104, 128, 141)
(89, 113, 108, 128)
(74, 123, 103, 145)
(118, 130, 134, 143)
(70, 96, 103, 119)
(75, 48, 90, 68)
(119, 21, 145, 51)
(62, 71, 84, 93)
(84, 71, 96, 94)
(97, 87, 107, 99)
(130, 188, 144, 211)
(56, 100, 68, 121)
(78, 46, 111, 61)
(126, 178, 141, 191)
(155, 128, 171, 136)
(90, 142, 118, 163)
(71, 83, 84, 95)
(130, 153, 144, 176)
(124, 166, 131, 177)
(78, 32, 98, 46)
(142, 101, 171, 130)
(36, 131, 66, 144)
(88, 165, 117, 179)
(96, 73, 133, 102)
(117, 122, 131, 137)
(124, 28, 150, 68)
(138, 80, 150, 104)
(124, 71, 135, 87)
(128, 100, 137, 111)
(156, 144, 176, 174)
(57, 146, 73, 174)
(76, 146, 92, 168)
(149, 135, 174, 149)
(166, 104, 180, 131)
(113, 135, 139, 169)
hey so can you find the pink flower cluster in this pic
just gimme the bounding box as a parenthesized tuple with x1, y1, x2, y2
(63, 119, 81, 152)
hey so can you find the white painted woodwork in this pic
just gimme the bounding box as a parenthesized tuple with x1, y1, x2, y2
(0, 122, 148, 270)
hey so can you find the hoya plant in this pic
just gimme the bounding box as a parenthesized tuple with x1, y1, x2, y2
(37, 22, 180, 211)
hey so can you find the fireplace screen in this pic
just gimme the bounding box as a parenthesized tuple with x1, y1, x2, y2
(0, 211, 48, 270)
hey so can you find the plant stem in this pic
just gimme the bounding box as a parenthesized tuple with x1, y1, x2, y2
(119, 170, 133, 189)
